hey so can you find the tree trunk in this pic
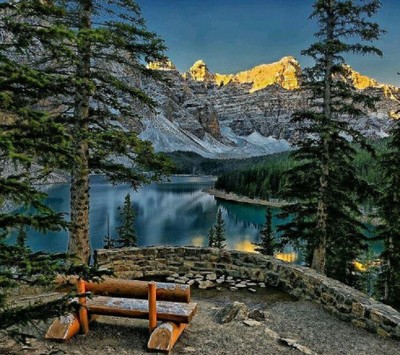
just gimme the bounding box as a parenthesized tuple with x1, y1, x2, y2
(68, 0, 92, 264)
(312, 0, 335, 274)
(69, 144, 90, 263)
(386, 235, 394, 303)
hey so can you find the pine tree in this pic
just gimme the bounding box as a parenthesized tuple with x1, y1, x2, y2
(1, 1, 173, 263)
(0, 1, 72, 313)
(103, 214, 115, 249)
(213, 208, 226, 249)
(116, 193, 137, 248)
(279, 0, 383, 276)
(255, 208, 276, 256)
(377, 112, 400, 307)
(0, 0, 151, 329)
(207, 226, 215, 247)
(16, 226, 28, 249)
(103, 234, 115, 249)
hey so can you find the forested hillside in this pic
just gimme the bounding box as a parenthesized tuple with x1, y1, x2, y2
(167, 150, 290, 176)
(214, 139, 388, 201)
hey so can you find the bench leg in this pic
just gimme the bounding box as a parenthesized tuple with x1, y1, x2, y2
(148, 281, 157, 333)
(148, 322, 187, 353)
(77, 279, 89, 335)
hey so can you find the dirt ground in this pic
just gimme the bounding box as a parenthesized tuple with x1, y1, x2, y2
(2, 286, 400, 355)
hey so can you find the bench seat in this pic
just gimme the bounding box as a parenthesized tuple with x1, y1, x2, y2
(86, 296, 198, 324)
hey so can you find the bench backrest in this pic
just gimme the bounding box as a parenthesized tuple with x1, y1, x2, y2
(83, 278, 191, 303)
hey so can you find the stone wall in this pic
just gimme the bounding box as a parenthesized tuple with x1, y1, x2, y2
(95, 246, 400, 339)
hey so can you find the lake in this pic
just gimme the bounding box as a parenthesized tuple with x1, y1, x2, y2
(11, 175, 381, 263)
(15, 176, 284, 254)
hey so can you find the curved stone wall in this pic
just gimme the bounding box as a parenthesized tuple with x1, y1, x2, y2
(95, 246, 400, 339)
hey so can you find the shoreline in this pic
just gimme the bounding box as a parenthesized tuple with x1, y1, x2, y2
(204, 188, 288, 208)
(205, 189, 382, 225)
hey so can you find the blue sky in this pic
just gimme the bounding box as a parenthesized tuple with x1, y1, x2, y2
(137, 0, 400, 86)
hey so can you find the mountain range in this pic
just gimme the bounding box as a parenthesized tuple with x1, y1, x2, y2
(134, 56, 399, 158)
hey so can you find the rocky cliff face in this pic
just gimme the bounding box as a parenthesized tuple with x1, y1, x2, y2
(134, 57, 399, 158)
(184, 56, 301, 92)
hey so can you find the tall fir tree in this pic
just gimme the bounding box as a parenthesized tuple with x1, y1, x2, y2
(255, 208, 276, 256)
(1, 0, 173, 263)
(0, 0, 73, 313)
(278, 0, 383, 277)
(103, 213, 115, 249)
(213, 208, 226, 249)
(377, 107, 400, 307)
(116, 193, 137, 248)
(207, 226, 215, 247)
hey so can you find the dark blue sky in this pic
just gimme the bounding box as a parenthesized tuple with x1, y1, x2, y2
(137, 0, 400, 86)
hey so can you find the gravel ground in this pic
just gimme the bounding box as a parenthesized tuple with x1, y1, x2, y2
(1, 287, 399, 355)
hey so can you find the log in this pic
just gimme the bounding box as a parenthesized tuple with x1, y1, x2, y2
(45, 313, 80, 342)
(45, 313, 99, 342)
(148, 282, 157, 333)
(86, 296, 198, 324)
(148, 322, 187, 353)
(85, 278, 191, 303)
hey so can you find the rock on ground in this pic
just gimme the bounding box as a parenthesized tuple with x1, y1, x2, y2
(217, 302, 249, 324)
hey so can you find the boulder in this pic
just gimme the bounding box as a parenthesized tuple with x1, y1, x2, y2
(206, 273, 217, 281)
(217, 302, 249, 323)
(198, 280, 215, 290)
(249, 309, 266, 321)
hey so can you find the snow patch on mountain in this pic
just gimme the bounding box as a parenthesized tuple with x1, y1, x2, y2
(220, 127, 291, 157)
(139, 114, 291, 158)
(139, 114, 229, 158)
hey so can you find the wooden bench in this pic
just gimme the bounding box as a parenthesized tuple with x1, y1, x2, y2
(45, 278, 198, 353)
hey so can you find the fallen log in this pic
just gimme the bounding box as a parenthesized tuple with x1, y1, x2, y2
(148, 322, 187, 353)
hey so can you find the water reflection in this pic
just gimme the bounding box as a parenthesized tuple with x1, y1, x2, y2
(17, 175, 285, 255)
(275, 252, 298, 263)
(234, 240, 257, 253)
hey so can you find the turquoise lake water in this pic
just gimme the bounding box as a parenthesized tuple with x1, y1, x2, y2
(10, 175, 382, 262)
(14, 176, 274, 252)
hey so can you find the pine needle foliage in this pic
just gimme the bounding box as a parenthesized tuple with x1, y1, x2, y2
(16, 226, 27, 249)
(0, 0, 111, 330)
(255, 208, 276, 256)
(207, 226, 215, 248)
(116, 193, 137, 247)
(0, 0, 173, 263)
(0, 0, 72, 317)
(377, 114, 400, 308)
(103, 234, 115, 249)
(0, 255, 114, 332)
(278, 0, 384, 277)
(213, 208, 226, 249)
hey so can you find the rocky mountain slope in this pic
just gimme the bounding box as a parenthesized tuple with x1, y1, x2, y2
(134, 57, 398, 159)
